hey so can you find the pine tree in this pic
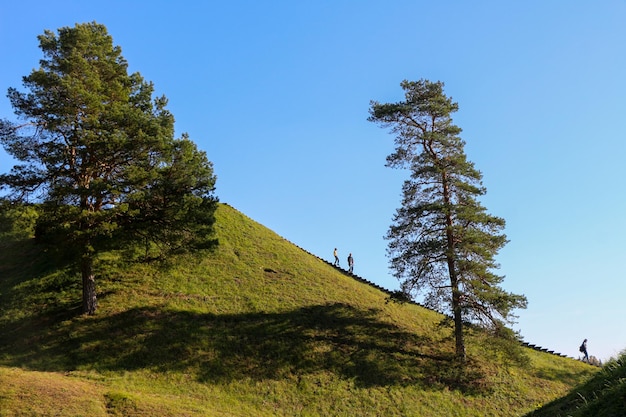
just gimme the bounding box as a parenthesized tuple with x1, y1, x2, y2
(0, 23, 218, 314)
(369, 79, 526, 362)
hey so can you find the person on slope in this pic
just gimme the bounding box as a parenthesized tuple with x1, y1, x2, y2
(347, 253, 354, 273)
(579, 338, 589, 362)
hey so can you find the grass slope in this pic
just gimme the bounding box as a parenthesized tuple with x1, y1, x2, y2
(0, 203, 598, 416)
(525, 352, 626, 417)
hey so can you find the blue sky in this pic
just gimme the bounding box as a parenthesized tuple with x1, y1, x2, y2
(1, 1, 625, 362)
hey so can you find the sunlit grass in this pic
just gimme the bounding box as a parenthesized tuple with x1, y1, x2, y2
(526, 351, 626, 416)
(0, 203, 599, 416)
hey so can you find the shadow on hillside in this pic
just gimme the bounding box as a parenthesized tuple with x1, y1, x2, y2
(0, 302, 473, 390)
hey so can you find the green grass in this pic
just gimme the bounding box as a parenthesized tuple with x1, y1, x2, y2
(525, 351, 626, 417)
(0, 203, 599, 416)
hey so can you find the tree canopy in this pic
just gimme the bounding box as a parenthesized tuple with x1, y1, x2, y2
(0, 22, 218, 314)
(369, 79, 527, 362)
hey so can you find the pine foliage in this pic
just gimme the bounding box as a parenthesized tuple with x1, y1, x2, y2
(0, 23, 218, 314)
(369, 79, 527, 360)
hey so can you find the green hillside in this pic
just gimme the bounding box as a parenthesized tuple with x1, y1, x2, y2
(525, 351, 626, 417)
(0, 203, 598, 416)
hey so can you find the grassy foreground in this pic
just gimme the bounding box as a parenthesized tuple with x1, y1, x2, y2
(0, 203, 597, 416)
(525, 351, 626, 417)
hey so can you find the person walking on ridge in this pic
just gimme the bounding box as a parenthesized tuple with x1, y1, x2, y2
(347, 253, 354, 273)
(579, 338, 589, 362)
(333, 248, 339, 267)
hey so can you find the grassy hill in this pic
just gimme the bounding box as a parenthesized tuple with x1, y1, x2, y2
(525, 351, 626, 417)
(0, 203, 598, 416)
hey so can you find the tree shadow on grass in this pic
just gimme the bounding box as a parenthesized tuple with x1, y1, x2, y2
(0, 242, 484, 391)
(0, 301, 479, 390)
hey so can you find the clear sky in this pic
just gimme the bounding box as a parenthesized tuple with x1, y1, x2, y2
(1, 1, 625, 362)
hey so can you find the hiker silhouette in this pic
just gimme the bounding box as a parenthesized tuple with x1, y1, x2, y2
(347, 253, 354, 273)
(579, 339, 589, 362)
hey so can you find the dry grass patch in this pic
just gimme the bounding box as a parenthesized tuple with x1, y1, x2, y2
(0, 367, 106, 416)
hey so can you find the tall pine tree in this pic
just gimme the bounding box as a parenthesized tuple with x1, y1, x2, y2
(0, 23, 218, 314)
(369, 79, 526, 362)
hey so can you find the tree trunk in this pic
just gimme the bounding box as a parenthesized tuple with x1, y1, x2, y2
(447, 248, 466, 363)
(442, 170, 466, 363)
(81, 256, 97, 315)
(451, 277, 466, 363)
